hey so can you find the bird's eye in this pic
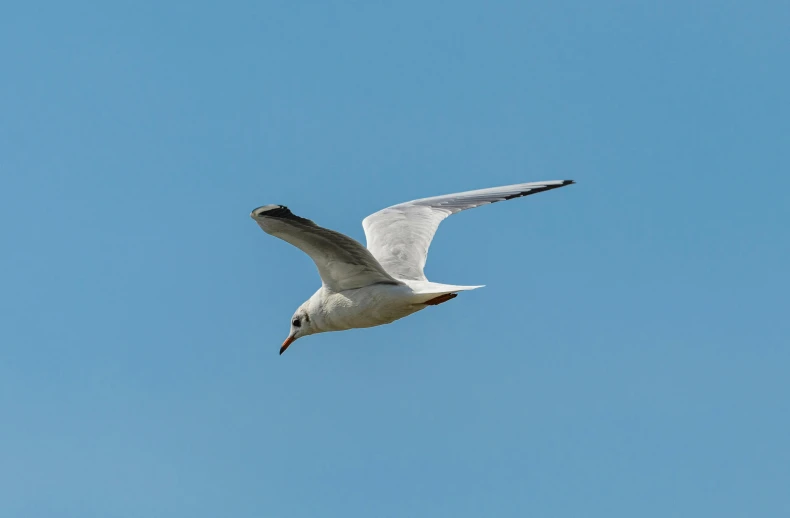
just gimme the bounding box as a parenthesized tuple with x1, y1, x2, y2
(292, 318, 301, 328)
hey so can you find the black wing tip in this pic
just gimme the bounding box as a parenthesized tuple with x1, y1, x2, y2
(252, 204, 287, 215)
(250, 204, 315, 225)
(252, 205, 289, 217)
(502, 180, 575, 201)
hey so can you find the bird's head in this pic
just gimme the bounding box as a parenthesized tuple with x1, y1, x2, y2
(279, 302, 318, 355)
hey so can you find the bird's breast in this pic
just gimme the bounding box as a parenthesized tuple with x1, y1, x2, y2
(319, 284, 423, 331)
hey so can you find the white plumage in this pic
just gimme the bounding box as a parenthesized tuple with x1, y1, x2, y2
(251, 180, 574, 354)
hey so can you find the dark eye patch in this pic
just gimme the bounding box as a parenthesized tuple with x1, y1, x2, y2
(292, 318, 301, 327)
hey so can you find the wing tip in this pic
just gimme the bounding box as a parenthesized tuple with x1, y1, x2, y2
(251, 204, 286, 218)
(562, 179, 575, 185)
(251, 204, 318, 226)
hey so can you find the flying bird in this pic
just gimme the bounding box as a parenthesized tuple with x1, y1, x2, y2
(251, 180, 574, 354)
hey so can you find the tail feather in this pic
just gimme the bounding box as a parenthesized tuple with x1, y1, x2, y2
(405, 280, 484, 303)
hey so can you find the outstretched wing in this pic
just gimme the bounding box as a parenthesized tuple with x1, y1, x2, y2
(252, 205, 401, 291)
(362, 180, 574, 281)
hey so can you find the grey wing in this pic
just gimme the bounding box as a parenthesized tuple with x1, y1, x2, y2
(252, 205, 401, 291)
(362, 180, 574, 281)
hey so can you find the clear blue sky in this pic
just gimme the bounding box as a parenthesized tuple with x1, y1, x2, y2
(2, 1, 788, 516)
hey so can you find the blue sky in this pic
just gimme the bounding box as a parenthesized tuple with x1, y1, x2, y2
(2, 1, 789, 516)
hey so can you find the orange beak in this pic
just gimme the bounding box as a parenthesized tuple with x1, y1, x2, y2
(280, 335, 296, 355)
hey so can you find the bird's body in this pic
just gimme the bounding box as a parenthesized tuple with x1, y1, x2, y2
(251, 180, 574, 354)
(299, 284, 420, 333)
(299, 280, 477, 333)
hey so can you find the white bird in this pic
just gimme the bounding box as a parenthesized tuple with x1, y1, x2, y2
(251, 180, 574, 354)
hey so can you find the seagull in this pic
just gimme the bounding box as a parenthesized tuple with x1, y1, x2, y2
(251, 180, 574, 354)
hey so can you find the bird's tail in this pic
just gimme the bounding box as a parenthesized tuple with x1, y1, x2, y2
(405, 281, 484, 303)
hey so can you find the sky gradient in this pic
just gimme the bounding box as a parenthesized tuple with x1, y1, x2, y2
(2, 1, 789, 516)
